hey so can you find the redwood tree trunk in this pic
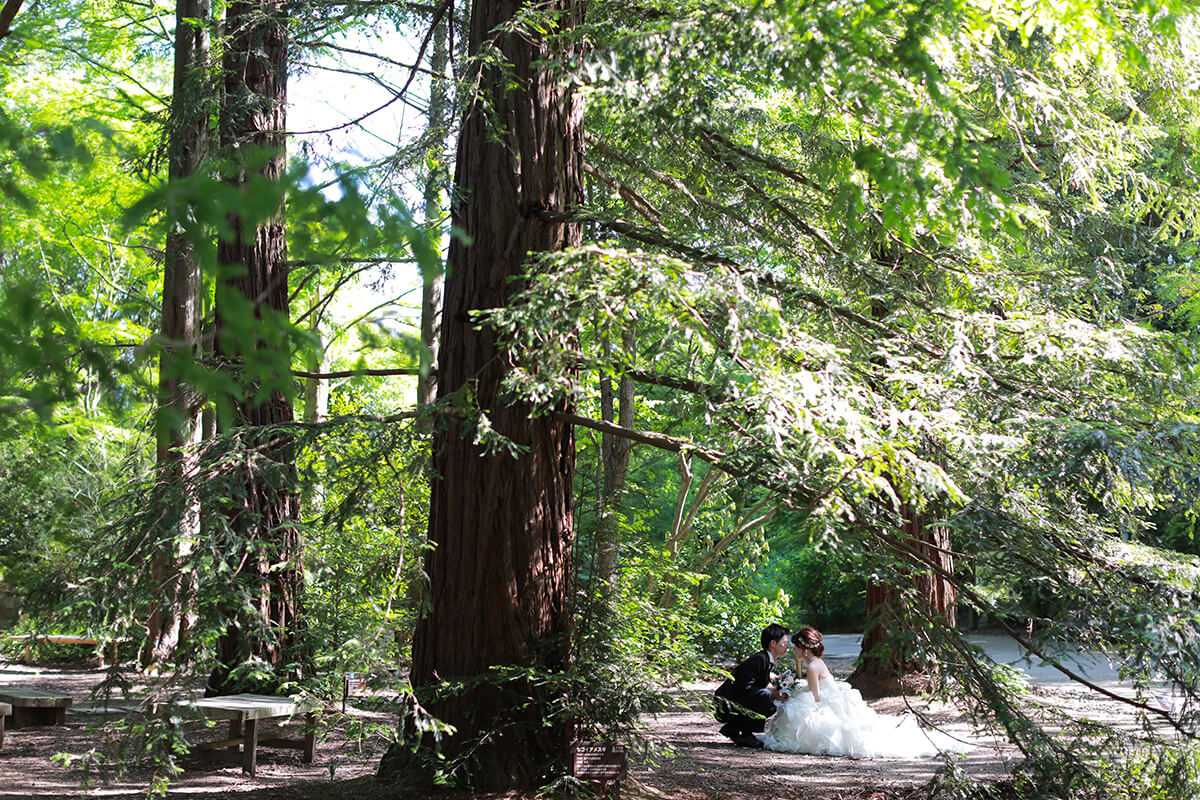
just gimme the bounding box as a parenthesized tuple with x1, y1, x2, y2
(387, 0, 584, 788)
(142, 0, 210, 672)
(207, 0, 302, 695)
(851, 501, 956, 698)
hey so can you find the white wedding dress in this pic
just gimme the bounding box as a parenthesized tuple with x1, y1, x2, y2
(760, 677, 970, 758)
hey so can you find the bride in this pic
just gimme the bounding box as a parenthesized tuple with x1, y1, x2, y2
(759, 626, 970, 758)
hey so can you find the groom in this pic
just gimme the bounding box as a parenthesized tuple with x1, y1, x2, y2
(713, 623, 790, 748)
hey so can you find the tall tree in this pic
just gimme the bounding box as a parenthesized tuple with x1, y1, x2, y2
(141, 0, 211, 672)
(208, 0, 303, 694)
(480, 7, 1200, 784)
(387, 0, 585, 788)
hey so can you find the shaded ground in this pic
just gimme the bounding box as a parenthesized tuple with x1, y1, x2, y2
(0, 653, 1165, 800)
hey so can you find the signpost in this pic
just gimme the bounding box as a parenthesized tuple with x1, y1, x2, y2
(572, 741, 627, 797)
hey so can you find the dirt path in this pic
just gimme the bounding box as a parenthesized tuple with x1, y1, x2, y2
(0, 661, 1158, 799)
(0, 662, 390, 799)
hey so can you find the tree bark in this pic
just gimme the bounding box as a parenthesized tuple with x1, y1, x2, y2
(141, 0, 210, 672)
(207, 0, 303, 695)
(383, 0, 584, 788)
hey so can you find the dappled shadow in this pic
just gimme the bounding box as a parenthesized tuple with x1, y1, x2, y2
(636, 685, 1017, 800)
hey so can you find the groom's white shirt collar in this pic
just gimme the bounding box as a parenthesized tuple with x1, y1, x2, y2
(766, 650, 775, 664)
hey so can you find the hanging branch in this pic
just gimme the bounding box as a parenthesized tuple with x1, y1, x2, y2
(697, 134, 837, 253)
(874, 526, 1192, 737)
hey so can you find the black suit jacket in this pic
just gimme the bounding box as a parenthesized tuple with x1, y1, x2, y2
(714, 650, 773, 707)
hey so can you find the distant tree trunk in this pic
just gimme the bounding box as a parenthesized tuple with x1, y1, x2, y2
(408, 10, 449, 630)
(207, 0, 303, 695)
(141, 0, 210, 672)
(851, 285, 957, 697)
(380, 0, 584, 788)
(850, 499, 956, 698)
(302, 327, 327, 423)
(595, 328, 635, 600)
(417, 11, 447, 412)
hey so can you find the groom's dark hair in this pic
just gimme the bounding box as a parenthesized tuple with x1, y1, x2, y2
(760, 624, 789, 651)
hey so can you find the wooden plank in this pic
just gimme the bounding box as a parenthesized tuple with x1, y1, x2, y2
(188, 693, 314, 721)
(259, 736, 305, 749)
(197, 733, 305, 751)
(7, 635, 122, 667)
(181, 694, 319, 775)
(0, 687, 74, 707)
(9, 635, 99, 645)
(197, 736, 246, 750)
(0, 690, 72, 706)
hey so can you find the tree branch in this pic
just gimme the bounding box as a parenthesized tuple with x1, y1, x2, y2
(289, 0, 450, 136)
(293, 367, 422, 380)
(0, 0, 25, 40)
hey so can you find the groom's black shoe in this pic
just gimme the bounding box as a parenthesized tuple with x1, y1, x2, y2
(718, 723, 739, 744)
(734, 733, 764, 749)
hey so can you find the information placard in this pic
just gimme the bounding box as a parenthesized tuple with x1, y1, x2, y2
(572, 741, 627, 783)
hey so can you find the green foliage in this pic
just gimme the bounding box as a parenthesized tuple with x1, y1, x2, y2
(694, 572, 790, 659)
(769, 541, 866, 633)
(483, 0, 1200, 791)
(0, 411, 147, 599)
(300, 400, 431, 681)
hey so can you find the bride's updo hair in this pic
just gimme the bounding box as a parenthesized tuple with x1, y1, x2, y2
(793, 626, 825, 657)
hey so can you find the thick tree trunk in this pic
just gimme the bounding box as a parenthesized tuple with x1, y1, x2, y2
(141, 0, 210, 672)
(850, 501, 956, 698)
(207, 0, 303, 695)
(382, 0, 584, 788)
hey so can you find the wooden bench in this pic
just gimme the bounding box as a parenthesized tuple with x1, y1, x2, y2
(0, 686, 73, 727)
(6, 634, 121, 667)
(0, 701, 10, 749)
(182, 693, 317, 776)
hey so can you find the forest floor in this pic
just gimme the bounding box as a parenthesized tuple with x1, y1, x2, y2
(0, 654, 1167, 800)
